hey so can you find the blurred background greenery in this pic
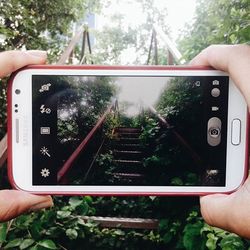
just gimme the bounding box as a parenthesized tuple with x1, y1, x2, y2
(0, 0, 250, 249)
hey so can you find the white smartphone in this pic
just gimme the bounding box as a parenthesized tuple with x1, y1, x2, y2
(8, 65, 249, 195)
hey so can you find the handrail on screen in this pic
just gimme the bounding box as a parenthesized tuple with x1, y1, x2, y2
(148, 106, 202, 166)
(57, 101, 117, 182)
(0, 26, 89, 169)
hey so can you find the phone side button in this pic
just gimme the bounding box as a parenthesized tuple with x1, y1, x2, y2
(231, 119, 241, 145)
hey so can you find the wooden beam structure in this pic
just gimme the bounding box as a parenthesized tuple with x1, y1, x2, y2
(0, 134, 7, 168)
(81, 216, 159, 229)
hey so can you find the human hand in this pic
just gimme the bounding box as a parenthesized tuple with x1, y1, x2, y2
(0, 50, 53, 222)
(191, 44, 250, 238)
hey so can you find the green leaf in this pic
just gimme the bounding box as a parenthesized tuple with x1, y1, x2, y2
(219, 235, 244, 250)
(171, 177, 183, 186)
(56, 211, 71, 219)
(30, 222, 42, 240)
(84, 196, 93, 204)
(4, 238, 23, 249)
(159, 219, 169, 231)
(66, 228, 78, 240)
(20, 239, 35, 249)
(38, 239, 57, 249)
(162, 232, 172, 244)
(69, 197, 83, 208)
(77, 203, 89, 215)
(200, 224, 213, 235)
(29, 245, 39, 250)
(183, 222, 205, 250)
(0, 223, 7, 244)
(15, 215, 35, 229)
(113, 229, 125, 236)
(206, 233, 218, 250)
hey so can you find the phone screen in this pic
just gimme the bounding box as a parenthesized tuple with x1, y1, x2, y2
(32, 75, 229, 186)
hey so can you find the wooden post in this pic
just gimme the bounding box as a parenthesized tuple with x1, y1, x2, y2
(153, 29, 158, 65)
(147, 31, 154, 65)
(167, 49, 174, 65)
(80, 30, 87, 64)
(57, 27, 84, 64)
(0, 134, 7, 168)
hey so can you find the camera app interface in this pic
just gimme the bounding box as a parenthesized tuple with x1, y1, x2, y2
(32, 75, 228, 186)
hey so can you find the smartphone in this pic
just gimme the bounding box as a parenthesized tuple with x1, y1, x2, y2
(8, 65, 248, 195)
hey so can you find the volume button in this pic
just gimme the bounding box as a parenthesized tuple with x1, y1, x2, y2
(15, 119, 19, 143)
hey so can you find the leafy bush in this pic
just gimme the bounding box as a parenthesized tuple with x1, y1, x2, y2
(1, 197, 249, 250)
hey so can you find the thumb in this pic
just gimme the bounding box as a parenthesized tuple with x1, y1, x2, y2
(201, 177, 250, 238)
(0, 190, 53, 222)
(0, 50, 47, 78)
(200, 194, 232, 230)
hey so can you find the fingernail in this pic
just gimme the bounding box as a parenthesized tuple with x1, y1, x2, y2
(26, 50, 47, 58)
(29, 197, 53, 212)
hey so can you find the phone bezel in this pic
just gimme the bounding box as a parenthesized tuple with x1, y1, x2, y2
(8, 65, 249, 195)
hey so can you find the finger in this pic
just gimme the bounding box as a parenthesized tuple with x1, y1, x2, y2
(0, 190, 53, 222)
(0, 50, 47, 78)
(190, 44, 250, 107)
(200, 194, 232, 231)
(190, 45, 233, 71)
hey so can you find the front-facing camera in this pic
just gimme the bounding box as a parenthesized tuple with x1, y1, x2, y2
(15, 89, 21, 95)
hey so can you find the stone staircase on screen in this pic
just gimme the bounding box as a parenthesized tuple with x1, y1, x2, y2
(110, 127, 145, 184)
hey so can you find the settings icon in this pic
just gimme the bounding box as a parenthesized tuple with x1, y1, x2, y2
(40, 168, 50, 178)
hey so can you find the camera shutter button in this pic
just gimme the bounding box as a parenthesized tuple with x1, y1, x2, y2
(209, 127, 221, 138)
(207, 117, 221, 146)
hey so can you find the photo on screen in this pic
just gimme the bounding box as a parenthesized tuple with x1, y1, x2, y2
(32, 75, 228, 186)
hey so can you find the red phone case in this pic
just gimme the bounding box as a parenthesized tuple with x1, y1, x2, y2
(7, 65, 249, 196)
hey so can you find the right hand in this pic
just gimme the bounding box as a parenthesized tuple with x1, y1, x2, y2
(191, 44, 250, 238)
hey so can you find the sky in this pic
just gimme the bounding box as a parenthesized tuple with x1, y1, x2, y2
(96, 0, 197, 42)
(94, 0, 197, 64)
(114, 76, 170, 116)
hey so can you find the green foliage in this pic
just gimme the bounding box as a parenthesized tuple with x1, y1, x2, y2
(1, 0, 250, 249)
(0, 0, 101, 137)
(93, 23, 137, 64)
(179, 0, 250, 60)
(96, 151, 114, 167)
(0, 222, 7, 244)
(0, 79, 7, 137)
(104, 115, 121, 137)
(0, 0, 100, 53)
(56, 76, 116, 144)
(139, 116, 160, 145)
(92, 0, 171, 65)
(0, 197, 168, 249)
(95, 151, 118, 184)
(201, 224, 245, 250)
(1, 195, 250, 249)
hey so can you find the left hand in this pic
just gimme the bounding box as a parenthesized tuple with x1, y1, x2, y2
(0, 50, 53, 222)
